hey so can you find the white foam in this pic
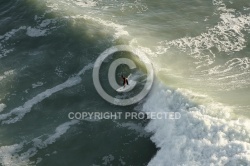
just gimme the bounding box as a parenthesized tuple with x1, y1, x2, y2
(39, 19, 57, 28)
(0, 104, 6, 113)
(45, 1, 59, 11)
(0, 27, 26, 58)
(207, 57, 250, 76)
(0, 143, 24, 166)
(0, 74, 6, 82)
(102, 154, 115, 165)
(26, 18, 58, 37)
(42, 0, 129, 40)
(77, 62, 93, 76)
(143, 83, 250, 166)
(0, 48, 14, 59)
(73, 0, 97, 8)
(55, 67, 63, 77)
(0, 76, 81, 124)
(119, 157, 126, 165)
(44, 120, 79, 144)
(0, 70, 14, 81)
(4, 70, 14, 76)
(117, 122, 149, 138)
(193, 57, 250, 91)
(0, 27, 26, 42)
(22, 120, 78, 162)
(156, 0, 250, 65)
(45, 0, 97, 10)
(32, 82, 44, 89)
(0, 76, 5, 81)
(0, 63, 93, 124)
(26, 27, 47, 37)
(67, 15, 129, 39)
(153, 0, 250, 93)
(0, 120, 78, 166)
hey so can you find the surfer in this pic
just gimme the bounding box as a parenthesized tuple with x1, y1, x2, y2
(121, 75, 129, 87)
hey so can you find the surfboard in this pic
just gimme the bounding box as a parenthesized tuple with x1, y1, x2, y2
(116, 75, 136, 93)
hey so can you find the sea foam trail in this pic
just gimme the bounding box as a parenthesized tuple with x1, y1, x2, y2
(0, 63, 93, 124)
(0, 17, 59, 59)
(0, 120, 79, 166)
(65, 15, 129, 39)
(0, 27, 26, 58)
(0, 104, 6, 113)
(154, 0, 250, 90)
(156, 0, 250, 66)
(144, 83, 250, 166)
(0, 70, 15, 82)
(44, 0, 129, 39)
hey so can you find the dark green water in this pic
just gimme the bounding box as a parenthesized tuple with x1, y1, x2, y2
(0, 0, 250, 165)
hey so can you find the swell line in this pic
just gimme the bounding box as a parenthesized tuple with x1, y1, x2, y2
(0, 63, 93, 124)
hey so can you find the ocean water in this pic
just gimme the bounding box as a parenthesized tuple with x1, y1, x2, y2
(0, 0, 250, 165)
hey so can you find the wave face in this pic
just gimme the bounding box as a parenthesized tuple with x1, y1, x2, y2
(0, 0, 250, 165)
(143, 83, 250, 166)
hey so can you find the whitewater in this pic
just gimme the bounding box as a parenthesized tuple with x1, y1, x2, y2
(0, 0, 249, 165)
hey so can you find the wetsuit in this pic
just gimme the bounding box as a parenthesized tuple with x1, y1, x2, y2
(122, 76, 129, 86)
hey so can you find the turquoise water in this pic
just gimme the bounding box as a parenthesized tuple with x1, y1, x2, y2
(0, 0, 250, 165)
